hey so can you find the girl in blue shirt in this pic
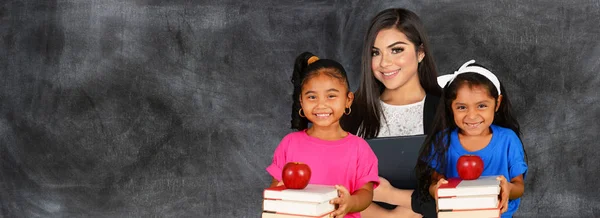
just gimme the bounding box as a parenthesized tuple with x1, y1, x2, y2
(415, 60, 528, 218)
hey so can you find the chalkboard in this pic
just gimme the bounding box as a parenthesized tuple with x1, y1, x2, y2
(1, 0, 598, 217)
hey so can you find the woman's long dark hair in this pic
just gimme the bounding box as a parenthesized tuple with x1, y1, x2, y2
(414, 67, 527, 203)
(290, 52, 350, 130)
(342, 8, 442, 138)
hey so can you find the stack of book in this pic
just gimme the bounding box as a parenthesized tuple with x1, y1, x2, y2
(261, 184, 338, 218)
(437, 175, 502, 218)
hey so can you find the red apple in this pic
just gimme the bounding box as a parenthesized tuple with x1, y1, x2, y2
(457, 155, 484, 180)
(282, 162, 311, 189)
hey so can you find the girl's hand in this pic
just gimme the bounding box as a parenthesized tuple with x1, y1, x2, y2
(497, 175, 511, 213)
(269, 177, 284, 188)
(432, 178, 448, 200)
(329, 185, 354, 218)
(429, 178, 448, 213)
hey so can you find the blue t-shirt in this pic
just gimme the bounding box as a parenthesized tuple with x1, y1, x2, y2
(431, 125, 528, 218)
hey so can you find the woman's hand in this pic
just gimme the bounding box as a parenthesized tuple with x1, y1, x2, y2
(373, 176, 390, 202)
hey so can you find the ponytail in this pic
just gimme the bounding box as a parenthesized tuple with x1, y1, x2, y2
(290, 52, 317, 130)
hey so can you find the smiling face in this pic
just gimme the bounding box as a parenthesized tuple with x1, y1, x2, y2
(371, 28, 424, 91)
(452, 84, 502, 137)
(300, 71, 353, 129)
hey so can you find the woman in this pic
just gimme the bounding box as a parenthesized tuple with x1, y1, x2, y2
(343, 8, 441, 218)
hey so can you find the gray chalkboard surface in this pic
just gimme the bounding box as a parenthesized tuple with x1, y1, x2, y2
(1, 0, 598, 217)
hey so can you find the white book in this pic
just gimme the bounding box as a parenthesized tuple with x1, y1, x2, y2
(438, 207, 500, 218)
(264, 184, 338, 203)
(438, 194, 499, 210)
(437, 176, 501, 197)
(261, 211, 332, 218)
(263, 199, 334, 217)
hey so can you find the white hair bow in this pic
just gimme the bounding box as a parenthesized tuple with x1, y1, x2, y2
(436, 60, 501, 94)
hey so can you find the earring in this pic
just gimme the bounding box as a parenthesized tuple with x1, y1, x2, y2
(298, 108, 306, 118)
(344, 107, 351, 115)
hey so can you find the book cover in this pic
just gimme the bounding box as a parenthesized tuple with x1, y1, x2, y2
(262, 199, 334, 217)
(438, 194, 499, 210)
(437, 175, 500, 197)
(264, 184, 338, 203)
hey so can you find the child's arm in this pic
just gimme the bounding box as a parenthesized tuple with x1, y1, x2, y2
(505, 129, 527, 200)
(508, 174, 525, 199)
(329, 182, 374, 217)
(348, 182, 375, 212)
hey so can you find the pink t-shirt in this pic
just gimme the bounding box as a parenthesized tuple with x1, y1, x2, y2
(266, 130, 379, 218)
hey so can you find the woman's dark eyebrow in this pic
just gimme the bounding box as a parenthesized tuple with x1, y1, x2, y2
(372, 41, 408, 50)
(387, 41, 407, 48)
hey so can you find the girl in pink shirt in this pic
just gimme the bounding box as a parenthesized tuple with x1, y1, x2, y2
(267, 52, 380, 218)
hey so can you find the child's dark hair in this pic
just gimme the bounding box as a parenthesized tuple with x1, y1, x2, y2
(290, 52, 350, 131)
(342, 8, 442, 138)
(414, 63, 528, 203)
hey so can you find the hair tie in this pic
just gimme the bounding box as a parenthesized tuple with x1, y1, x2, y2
(437, 60, 501, 94)
(307, 56, 320, 65)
